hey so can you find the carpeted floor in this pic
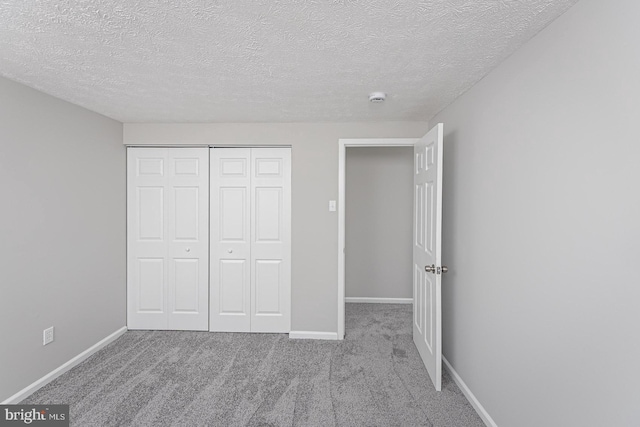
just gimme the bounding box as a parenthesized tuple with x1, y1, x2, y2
(23, 304, 484, 426)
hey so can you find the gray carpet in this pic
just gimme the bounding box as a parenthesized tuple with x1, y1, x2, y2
(23, 304, 484, 426)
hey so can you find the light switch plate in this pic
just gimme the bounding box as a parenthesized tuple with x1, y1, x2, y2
(43, 326, 54, 346)
(329, 200, 336, 212)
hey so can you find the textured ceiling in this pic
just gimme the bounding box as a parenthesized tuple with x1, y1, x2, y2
(0, 0, 578, 123)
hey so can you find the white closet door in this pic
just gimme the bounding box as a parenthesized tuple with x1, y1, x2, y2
(250, 148, 291, 333)
(210, 149, 252, 332)
(127, 148, 209, 331)
(127, 148, 167, 329)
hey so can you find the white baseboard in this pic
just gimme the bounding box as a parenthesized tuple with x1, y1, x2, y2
(2, 326, 128, 404)
(289, 331, 338, 340)
(443, 356, 497, 427)
(345, 297, 412, 304)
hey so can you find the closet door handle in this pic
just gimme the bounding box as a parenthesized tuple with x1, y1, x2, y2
(185, 248, 191, 253)
(228, 249, 233, 253)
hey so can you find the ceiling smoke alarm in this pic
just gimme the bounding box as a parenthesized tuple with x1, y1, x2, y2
(369, 92, 386, 103)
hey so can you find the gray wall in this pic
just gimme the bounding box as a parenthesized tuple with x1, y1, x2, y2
(124, 122, 428, 332)
(432, 0, 640, 425)
(345, 147, 413, 299)
(0, 77, 126, 402)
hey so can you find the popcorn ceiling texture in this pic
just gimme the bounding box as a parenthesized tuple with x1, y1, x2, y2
(0, 0, 578, 123)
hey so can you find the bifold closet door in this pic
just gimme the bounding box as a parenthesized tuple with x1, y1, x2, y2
(250, 148, 291, 333)
(127, 148, 209, 331)
(210, 148, 291, 333)
(210, 148, 252, 332)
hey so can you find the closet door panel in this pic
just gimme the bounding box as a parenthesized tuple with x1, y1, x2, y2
(137, 187, 164, 240)
(210, 149, 251, 332)
(137, 258, 165, 312)
(128, 148, 209, 331)
(255, 188, 282, 243)
(254, 260, 282, 314)
(219, 260, 247, 313)
(128, 149, 169, 329)
(220, 188, 247, 240)
(172, 259, 200, 312)
(250, 148, 291, 333)
(173, 187, 199, 240)
(167, 149, 209, 331)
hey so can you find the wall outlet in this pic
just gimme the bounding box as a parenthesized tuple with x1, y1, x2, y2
(43, 326, 54, 346)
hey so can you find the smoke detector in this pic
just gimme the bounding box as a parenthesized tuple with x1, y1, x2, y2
(369, 92, 386, 103)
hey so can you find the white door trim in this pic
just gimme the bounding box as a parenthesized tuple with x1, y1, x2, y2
(337, 138, 419, 339)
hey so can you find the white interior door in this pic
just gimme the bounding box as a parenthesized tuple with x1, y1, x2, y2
(127, 148, 209, 331)
(210, 148, 252, 332)
(250, 148, 291, 333)
(413, 123, 444, 391)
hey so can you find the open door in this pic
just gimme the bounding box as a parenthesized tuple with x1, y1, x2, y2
(413, 123, 445, 391)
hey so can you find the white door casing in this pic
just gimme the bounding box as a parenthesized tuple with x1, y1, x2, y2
(413, 123, 444, 391)
(210, 148, 291, 333)
(127, 148, 209, 331)
(337, 138, 420, 340)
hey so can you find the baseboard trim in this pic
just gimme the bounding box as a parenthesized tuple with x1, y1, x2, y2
(289, 331, 338, 340)
(443, 356, 497, 427)
(2, 326, 128, 404)
(345, 297, 412, 304)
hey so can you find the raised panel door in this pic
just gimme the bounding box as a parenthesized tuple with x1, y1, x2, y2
(210, 148, 251, 332)
(413, 124, 444, 391)
(250, 148, 291, 333)
(167, 149, 209, 331)
(128, 148, 169, 329)
(128, 148, 209, 331)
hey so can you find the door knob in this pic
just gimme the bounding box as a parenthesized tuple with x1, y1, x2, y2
(425, 264, 448, 274)
(185, 248, 191, 252)
(228, 249, 233, 253)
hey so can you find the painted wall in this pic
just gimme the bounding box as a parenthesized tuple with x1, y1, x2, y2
(0, 77, 126, 402)
(345, 147, 413, 300)
(431, 0, 640, 425)
(124, 122, 428, 333)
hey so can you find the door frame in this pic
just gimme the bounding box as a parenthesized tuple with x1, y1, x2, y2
(337, 138, 419, 339)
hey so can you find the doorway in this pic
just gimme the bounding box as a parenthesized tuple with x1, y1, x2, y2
(337, 138, 419, 339)
(338, 126, 445, 391)
(345, 146, 414, 304)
